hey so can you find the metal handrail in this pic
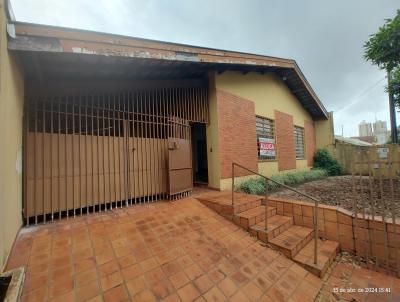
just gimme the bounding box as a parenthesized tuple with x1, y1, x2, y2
(231, 162, 319, 265)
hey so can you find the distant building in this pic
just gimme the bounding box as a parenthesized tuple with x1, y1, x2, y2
(359, 121, 373, 137)
(373, 120, 387, 134)
(357, 120, 390, 145)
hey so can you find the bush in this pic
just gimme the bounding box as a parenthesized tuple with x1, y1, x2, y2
(313, 149, 343, 176)
(236, 169, 327, 195)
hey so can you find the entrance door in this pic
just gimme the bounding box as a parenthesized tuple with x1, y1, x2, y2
(191, 123, 208, 184)
(168, 118, 193, 199)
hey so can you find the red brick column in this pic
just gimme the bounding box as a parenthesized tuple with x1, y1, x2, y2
(217, 90, 258, 178)
(304, 120, 316, 166)
(275, 110, 296, 171)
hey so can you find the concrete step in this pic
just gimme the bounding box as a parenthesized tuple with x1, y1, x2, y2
(250, 215, 293, 242)
(268, 225, 314, 258)
(293, 239, 340, 278)
(233, 206, 276, 230)
(196, 192, 263, 218)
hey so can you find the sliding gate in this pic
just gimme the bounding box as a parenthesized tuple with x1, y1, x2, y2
(24, 86, 208, 224)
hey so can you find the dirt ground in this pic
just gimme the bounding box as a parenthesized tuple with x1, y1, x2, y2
(271, 175, 400, 217)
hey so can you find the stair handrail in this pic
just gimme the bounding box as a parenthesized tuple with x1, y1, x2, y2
(231, 162, 319, 265)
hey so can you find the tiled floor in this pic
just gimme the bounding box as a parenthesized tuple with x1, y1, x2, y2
(5, 197, 323, 302)
(318, 260, 400, 301)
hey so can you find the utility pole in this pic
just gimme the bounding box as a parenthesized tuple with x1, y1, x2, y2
(388, 70, 398, 143)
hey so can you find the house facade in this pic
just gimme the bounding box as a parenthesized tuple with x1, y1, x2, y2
(0, 1, 334, 269)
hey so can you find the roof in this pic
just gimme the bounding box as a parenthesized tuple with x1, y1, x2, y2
(6, 21, 328, 119)
(335, 136, 373, 146)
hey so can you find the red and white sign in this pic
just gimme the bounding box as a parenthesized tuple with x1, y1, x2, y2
(259, 137, 276, 157)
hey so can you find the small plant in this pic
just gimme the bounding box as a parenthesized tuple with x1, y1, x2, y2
(236, 169, 327, 195)
(313, 149, 343, 176)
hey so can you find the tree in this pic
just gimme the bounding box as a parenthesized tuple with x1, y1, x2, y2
(364, 9, 400, 107)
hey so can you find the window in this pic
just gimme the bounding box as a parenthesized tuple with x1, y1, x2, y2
(256, 116, 276, 160)
(294, 126, 305, 159)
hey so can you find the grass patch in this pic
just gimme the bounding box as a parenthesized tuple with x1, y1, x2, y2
(236, 169, 327, 195)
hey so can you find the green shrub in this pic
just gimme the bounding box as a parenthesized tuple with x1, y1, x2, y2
(236, 169, 327, 195)
(313, 149, 343, 176)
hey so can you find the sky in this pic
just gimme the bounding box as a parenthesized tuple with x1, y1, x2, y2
(11, 0, 400, 137)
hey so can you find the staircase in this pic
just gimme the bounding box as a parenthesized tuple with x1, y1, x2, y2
(197, 192, 339, 278)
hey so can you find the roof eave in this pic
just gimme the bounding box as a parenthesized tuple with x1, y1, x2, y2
(7, 21, 328, 119)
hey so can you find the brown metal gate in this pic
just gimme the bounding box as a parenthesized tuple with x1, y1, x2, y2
(168, 118, 193, 200)
(24, 86, 208, 224)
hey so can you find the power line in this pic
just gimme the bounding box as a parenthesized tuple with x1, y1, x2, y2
(335, 77, 386, 113)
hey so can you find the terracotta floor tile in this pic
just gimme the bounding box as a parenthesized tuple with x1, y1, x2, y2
(162, 293, 181, 302)
(177, 255, 194, 268)
(241, 281, 263, 301)
(121, 263, 142, 281)
(184, 264, 203, 281)
(96, 250, 115, 265)
(177, 283, 201, 301)
(126, 275, 147, 296)
(264, 286, 286, 302)
(48, 290, 75, 302)
(21, 286, 47, 302)
(230, 290, 250, 302)
(76, 280, 101, 302)
(132, 289, 156, 302)
(103, 284, 129, 302)
(169, 271, 190, 290)
(23, 273, 48, 294)
(145, 267, 166, 286)
(99, 260, 120, 277)
(75, 258, 96, 274)
(140, 257, 159, 272)
(26, 262, 49, 276)
(48, 276, 74, 298)
(230, 270, 249, 286)
(207, 268, 225, 284)
(117, 254, 137, 269)
(162, 260, 182, 277)
(203, 286, 226, 302)
(217, 277, 237, 297)
(193, 274, 213, 294)
(151, 279, 175, 300)
(75, 268, 98, 287)
(51, 266, 73, 282)
(101, 270, 123, 291)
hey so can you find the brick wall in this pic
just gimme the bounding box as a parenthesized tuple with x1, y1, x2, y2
(217, 90, 258, 178)
(304, 120, 316, 166)
(269, 197, 400, 269)
(275, 110, 296, 171)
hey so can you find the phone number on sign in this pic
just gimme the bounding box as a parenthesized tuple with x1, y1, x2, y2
(332, 287, 391, 293)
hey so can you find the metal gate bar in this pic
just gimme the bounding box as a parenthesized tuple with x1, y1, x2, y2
(24, 86, 208, 224)
(350, 148, 400, 276)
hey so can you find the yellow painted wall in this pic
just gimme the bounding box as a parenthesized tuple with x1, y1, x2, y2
(215, 72, 313, 126)
(315, 111, 335, 153)
(0, 1, 24, 270)
(214, 71, 315, 190)
(206, 73, 221, 189)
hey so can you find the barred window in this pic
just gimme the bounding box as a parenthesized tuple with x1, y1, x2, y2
(294, 126, 305, 159)
(256, 116, 276, 160)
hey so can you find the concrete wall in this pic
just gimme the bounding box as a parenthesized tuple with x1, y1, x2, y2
(315, 111, 335, 153)
(212, 71, 318, 190)
(0, 1, 24, 270)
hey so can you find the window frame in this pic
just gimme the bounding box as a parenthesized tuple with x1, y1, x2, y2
(256, 115, 277, 162)
(294, 125, 305, 160)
